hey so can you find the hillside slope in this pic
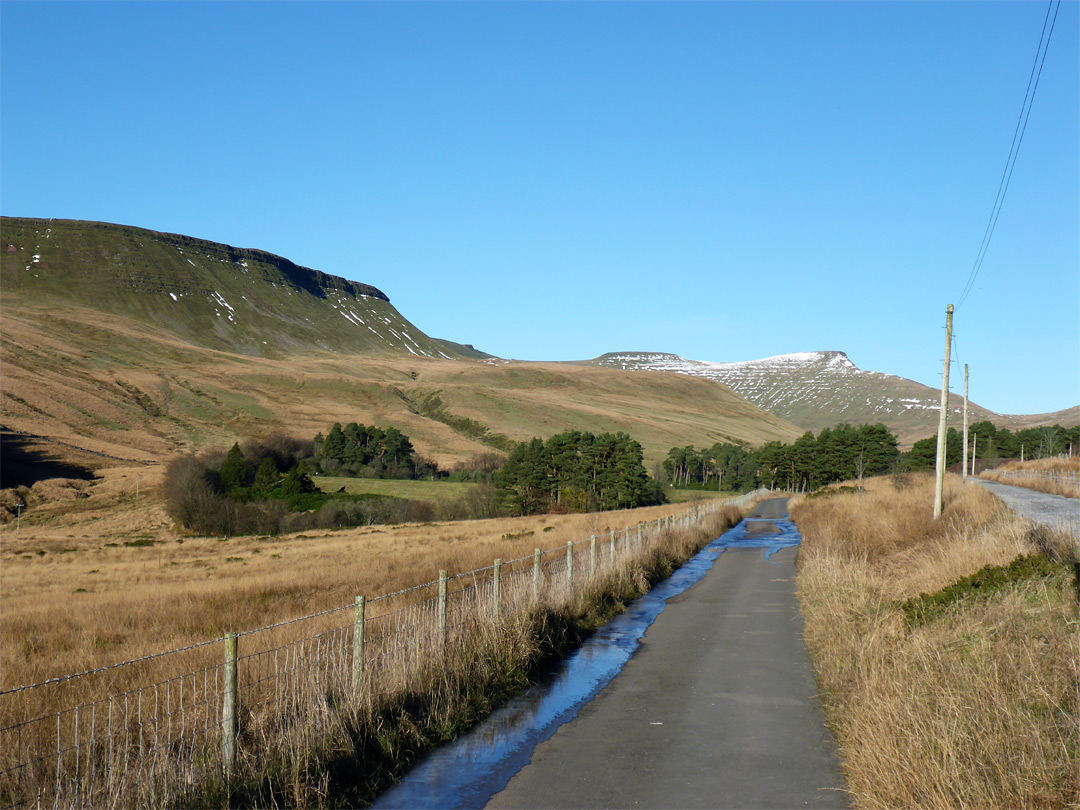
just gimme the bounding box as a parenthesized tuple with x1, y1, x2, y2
(0, 305, 803, 474)
(1, 217, 484, 359)
(0, 218, 804, 476)
(587, 351, 1078, 446)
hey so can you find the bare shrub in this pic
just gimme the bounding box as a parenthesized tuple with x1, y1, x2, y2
(164, 453, 290, 535)
(439, 484, 503, 521)
(240, 433, 313, 473)
(163, 454, 218, 530)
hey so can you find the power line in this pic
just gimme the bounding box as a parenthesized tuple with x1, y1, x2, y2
(957, 0, 1061, 309)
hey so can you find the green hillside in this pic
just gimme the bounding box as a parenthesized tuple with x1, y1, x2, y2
(0, 217, 482, 359)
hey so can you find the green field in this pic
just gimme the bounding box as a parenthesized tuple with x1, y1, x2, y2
(664, 487, 738, 504)
(314, 476, 480, 503)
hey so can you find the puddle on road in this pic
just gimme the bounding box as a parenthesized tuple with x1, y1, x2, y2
(371, 516, 802, 809)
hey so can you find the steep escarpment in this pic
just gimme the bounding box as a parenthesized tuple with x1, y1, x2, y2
(0, 217, 464, 359)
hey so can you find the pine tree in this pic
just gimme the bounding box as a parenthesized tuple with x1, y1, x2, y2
(253, 457, 279, 495)
(220, 443, 248, 494)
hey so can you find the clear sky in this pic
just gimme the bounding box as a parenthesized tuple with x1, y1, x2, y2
(2, 1, 1077, 416)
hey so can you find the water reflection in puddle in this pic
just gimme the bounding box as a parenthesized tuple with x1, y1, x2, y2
(371, 516, 801, 809)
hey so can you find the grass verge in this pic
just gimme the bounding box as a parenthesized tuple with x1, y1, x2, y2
(792, 473, 1079, 809)
(980, 457, 1080, 500)
(183, 505, 745, 809)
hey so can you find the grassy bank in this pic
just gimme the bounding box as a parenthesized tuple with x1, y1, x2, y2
(187, 504, 747, 808)
(792, 474, 1079, 809)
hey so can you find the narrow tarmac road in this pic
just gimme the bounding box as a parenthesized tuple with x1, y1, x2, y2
(972, 479, 1080, 536)
(487, 499, 846, 810)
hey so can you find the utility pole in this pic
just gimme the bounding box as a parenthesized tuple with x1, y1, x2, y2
(934, 304, 954, 519)
(962, 364, 969, 481)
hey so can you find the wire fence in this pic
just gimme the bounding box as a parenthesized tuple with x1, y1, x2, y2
(1, 496, 759, 809)
(995, 470, 1080, 486)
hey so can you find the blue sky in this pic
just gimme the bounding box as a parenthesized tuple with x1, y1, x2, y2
(2, 1, 1077, 416)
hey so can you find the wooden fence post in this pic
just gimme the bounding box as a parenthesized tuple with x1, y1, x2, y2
(493, 558, 502, 615)
(533, 548, 542, 600)
(590, 535, 597, 578)
(352, 596, 365, 696)
(609, 530, 616, 565)
(438, 570, 448, 643)
(566, 541, 574, 595)
(222, 632, 238, 776)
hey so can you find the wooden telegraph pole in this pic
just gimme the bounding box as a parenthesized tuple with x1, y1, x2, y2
(934, 305, 954, 519)
(962, 364, 969, 480)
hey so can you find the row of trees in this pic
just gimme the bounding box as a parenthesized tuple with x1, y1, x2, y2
(664, 424, 900, 493)
(900, 422, 1078, 473)
(494, 430, 666, 515)
(219, 442, 318, 507)
(665, 421, 1078, 495)
(662, 443, 759, 491)
(164, 414, 1079, 536)
(757, 423, 899, 490)
(966, 422, 1077, 464)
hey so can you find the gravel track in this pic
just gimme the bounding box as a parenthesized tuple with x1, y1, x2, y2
(972, 479, 1080, 537)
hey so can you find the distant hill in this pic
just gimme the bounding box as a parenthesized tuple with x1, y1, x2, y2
(0, 218, 803, 472)
(1, 217, 486, 359)
(585, 351, 1078, 447)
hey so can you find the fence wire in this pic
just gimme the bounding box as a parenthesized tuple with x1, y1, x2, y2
(0, 500, 739, 808)
(995, 470, 1080, 486)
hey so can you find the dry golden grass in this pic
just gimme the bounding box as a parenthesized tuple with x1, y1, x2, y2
(0, 301, 802, 473)
(1, 496, 704, 693)
(792, 474, 1079, 809)
(981, 456, 1080, 500)
(1, 494, 746, 809)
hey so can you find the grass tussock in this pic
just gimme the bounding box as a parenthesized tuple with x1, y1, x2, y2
(792, 473, 1079, 809)
(981, 456, 1080, 499)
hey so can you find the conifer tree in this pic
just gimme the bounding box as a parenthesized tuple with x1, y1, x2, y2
(220, 443, 247, 493)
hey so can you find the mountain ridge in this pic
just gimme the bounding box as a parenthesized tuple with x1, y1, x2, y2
(1, 216, 487, 360)
(585, 350, 1078, 446)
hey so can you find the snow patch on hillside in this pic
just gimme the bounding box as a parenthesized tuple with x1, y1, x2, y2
(596, 350, 944, 427)
(210, 291, 235, 322)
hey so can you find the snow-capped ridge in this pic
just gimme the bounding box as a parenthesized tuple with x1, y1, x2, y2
(588, 348, 977, 443)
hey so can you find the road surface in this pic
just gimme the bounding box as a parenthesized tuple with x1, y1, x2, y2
(487, 498, 846, 809)
(972, 479, 1080, 537)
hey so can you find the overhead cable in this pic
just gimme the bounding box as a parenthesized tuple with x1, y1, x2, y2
(957, 0, 1061, 308)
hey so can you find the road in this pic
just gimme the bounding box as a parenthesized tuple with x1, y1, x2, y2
(972, 479, 1080, 536)
(487, 499, 846, 810)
